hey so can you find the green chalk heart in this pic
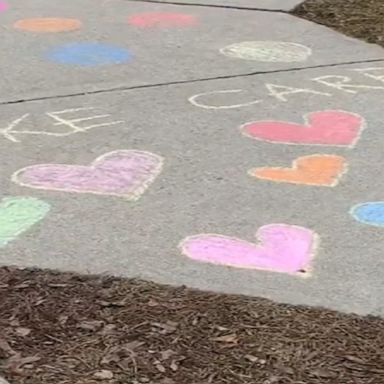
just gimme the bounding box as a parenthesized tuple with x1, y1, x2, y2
(0, 197, 50, 247)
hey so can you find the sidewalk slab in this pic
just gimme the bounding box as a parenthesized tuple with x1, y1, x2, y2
(130, 0, 304, 11)
(0, 0, 383, 102)
(1, 62, 384, 316)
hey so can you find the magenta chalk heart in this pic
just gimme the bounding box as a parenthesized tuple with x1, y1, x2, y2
(180, 224, 317, 274)
(12, 150, 163, 200)
(241, 110, 363, 146)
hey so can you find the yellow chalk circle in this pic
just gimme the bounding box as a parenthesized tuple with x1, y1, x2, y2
(220, 41, 312, 62)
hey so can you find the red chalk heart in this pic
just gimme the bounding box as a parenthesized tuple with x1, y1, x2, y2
(241, 110, 363, 146)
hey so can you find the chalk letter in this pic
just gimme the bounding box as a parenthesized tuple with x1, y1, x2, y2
(0, 114, 30, 142)
(46, 107, 124, 133)
(353, 67, 384, 84)
(312, 75, 384, 93)
(265, 83, 331, 102)
(189, 89, 262, 110)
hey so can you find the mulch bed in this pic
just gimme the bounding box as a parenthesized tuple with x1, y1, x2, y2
(292, 0, 384, 47)
(0, 267, 383, 384)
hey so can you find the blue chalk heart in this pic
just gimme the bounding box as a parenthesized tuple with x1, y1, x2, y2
(351, 202, 384, 227)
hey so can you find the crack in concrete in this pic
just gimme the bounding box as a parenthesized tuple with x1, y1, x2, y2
(124, 0, 285, 13)
(1, 58, 384, 106)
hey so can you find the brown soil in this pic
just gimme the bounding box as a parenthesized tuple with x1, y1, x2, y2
(0, 267, 383, 384)
(293, 0, 384, 47)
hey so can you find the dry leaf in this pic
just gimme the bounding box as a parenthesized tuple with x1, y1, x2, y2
(0, 337, 15, 356)
(151, 321, 177, 334)
(6, 354, 41, 374)
(0, 376, 10, 384)
(78, 320, 104, 331)
(14, 283, 30, 289)
(117, 357, 133, 371)
(147, 299, 159, 307)
(245, 354, 259, 363)
(211, 334, 238, 343)
(159, 378, 176, 384)
(93, 370, 114, 380)
(101, 341, 143, 365)
(58, 315, 69, 326)
(101, 350, 120, 365)
(213, 325, 229, 331)
(160, 349, 176, 361)
(344, 355, 367, 365)
(311, 368, 337, 378)
(124, 340, 144, 351)
(264, 376, 281, 384)
(154, 360, 166, 373)
(277, 366, 294, 375)
(15, 328, 31, 337)
(170, 360, 178, 371)
(97, 300, 126, 307)
(100, 324, 117, 335)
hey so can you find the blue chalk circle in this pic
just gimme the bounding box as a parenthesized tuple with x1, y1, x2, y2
(350, 202, 384, 227)
(46, 42, 131, 66)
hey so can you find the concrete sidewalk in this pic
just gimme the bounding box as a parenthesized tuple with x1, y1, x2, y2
(0, 0, 384, 317)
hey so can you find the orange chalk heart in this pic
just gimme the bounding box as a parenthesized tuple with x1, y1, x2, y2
(250, 154, 347, 186)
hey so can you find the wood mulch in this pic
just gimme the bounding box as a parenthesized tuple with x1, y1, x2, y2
(293, 0, 384, 47)
(0, 267, 383, 384)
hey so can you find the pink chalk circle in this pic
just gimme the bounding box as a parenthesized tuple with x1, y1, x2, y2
(0, 1, 7, 11)
(127, 12, 196, 28)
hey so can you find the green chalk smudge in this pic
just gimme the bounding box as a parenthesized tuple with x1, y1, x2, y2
(0, 196, 50, 247)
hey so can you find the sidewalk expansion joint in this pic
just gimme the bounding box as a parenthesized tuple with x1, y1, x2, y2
(1, 58, 384, 106)
(124, 0, 285, 13)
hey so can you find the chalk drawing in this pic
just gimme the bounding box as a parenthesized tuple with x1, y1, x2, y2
(14, 18, 82, 32)
(312, 75, 384, 94)
(0, 197, 50, 248)
(0, 1, 7, 12)
(220, 41, 312, 62)
(265, 84, 331, 102)
(353, 67, 384, 84)
(188, 86, 331, 109)
(351, 202, 384, 227)
(46, 107, 124, 133)
(250, 154, 347, 187)
(0, 114, 30, 142)
(0, 108, 124, 142)
(46, 42, 131, 66)
(189, 89, 262, 110)
(180, 224, 317, 275)
(241, 110, 364, 147)
(127, 12, 195, 27)
(12, 150, 163, 200)
(189, 68, 384, 111)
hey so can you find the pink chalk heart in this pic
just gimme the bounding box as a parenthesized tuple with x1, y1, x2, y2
(0, 1, 7, 12)
(12, 150, 163, 200)
(180, 224, 317, 274)
(241, 110, 363, 146)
